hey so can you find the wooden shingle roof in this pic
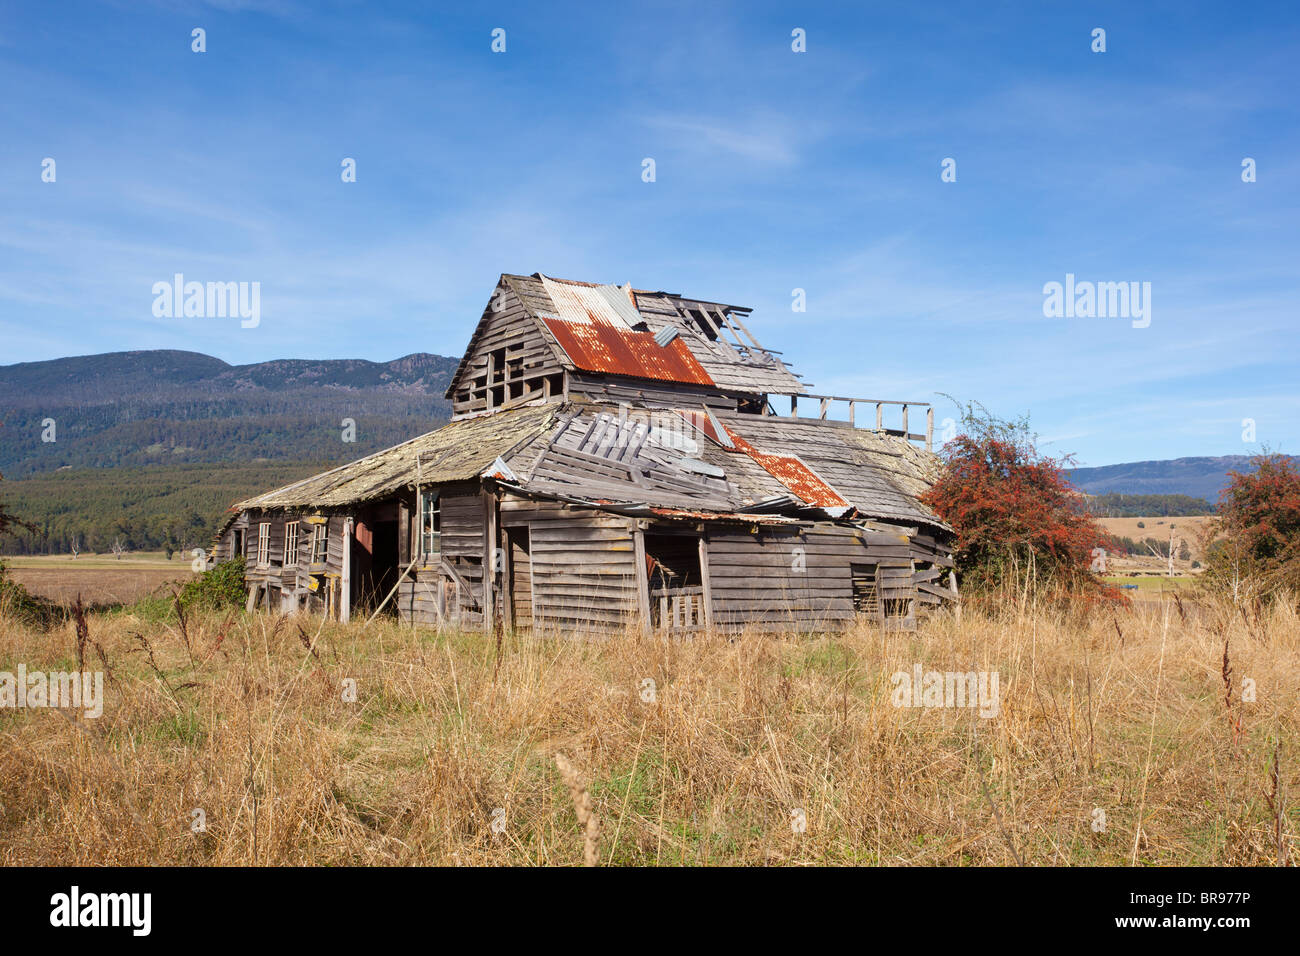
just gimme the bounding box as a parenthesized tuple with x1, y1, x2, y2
(229, 399, 946, 533)
(233, 404, 555, 510)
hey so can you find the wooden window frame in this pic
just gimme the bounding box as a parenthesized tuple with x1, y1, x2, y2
(283, 521, 299, 567)
(311, 523, 329, 565)
(419, 490, 441, 559)
(256, 522, 270, 568)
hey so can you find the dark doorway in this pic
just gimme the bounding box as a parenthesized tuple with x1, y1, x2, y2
(643, 533, 702, 590)
(644, 532, 705, 630)
(358, 520, 400, 614)
(371, 520, 400, 610)
(505, 527, 533, 630)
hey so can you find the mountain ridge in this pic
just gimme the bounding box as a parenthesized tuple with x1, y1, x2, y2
(0, 349, 459, 476)
(1066, 454, 1294, 502)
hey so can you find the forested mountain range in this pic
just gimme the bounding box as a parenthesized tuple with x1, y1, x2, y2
(1066, 455, 1297, 503)
(0, 349, 458, 476)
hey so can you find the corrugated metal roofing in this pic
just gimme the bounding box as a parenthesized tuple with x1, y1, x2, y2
(538, 275, 715, 386)
(228, 399, 947, 533)
(648, 507, 798, 524)
(541, 277, 645, 329)
(674, 408, 734, 448)
(713, 411, 943, 526)
(722, 425, 850, 510)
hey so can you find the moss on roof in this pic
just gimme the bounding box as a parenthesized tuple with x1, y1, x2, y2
(234, 404, 556, 510)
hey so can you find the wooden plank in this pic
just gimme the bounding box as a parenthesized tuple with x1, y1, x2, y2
(340, 517, 352, 623)
(698, 533, 713, 629)
(633, 529, 651, 633)
(482, 491, 496, 627)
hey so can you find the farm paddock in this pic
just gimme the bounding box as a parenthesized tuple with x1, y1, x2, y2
(215, 274, 956, 632)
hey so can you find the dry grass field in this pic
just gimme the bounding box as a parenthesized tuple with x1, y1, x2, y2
(0, 591, 1295, 866)
(1098, 516, 1214, 561)
(4, 567, 193, 605)
(2, 553, 193, 605)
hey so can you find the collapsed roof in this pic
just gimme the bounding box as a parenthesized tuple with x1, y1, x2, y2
(233, 400, 948, 532)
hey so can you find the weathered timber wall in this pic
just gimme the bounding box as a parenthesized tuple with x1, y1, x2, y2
(451, 285, 564, 416)
(500, 496, 638, 631)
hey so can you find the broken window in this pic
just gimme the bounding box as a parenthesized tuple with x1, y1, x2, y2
(850, 563, 879, 615)
(256, 522, 270, 568)
(420, 490, 441, 558)
(283, 521, 299, 566)
(311, 523, 328, 564)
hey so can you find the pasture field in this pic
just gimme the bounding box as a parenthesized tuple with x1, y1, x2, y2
(1102, 575, 1197, 594)
(1097, 516, 1214, 562)
(0, 592, 1294, 866)
(3, 562, 193, 606)
(3, 551, 179, 569)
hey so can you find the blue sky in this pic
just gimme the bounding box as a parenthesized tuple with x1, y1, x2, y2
(1, 0, 1296, 466)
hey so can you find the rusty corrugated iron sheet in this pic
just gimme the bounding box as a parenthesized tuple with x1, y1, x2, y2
(539, 275, 715, 386)
(674, 408, 734, 448)
(543, 318, 714, 385)
(722, 425, 850, 509)
(648, 507, 798, 524)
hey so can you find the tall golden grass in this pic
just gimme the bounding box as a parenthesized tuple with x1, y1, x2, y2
(0, 589, 1294, 866)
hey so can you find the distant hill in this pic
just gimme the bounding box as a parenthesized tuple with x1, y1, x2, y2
(1081, 493, 1216, 517)
(1066, 455, 1296, 503)
(0, 462, 329, 556)
(0, 349, 458, 476)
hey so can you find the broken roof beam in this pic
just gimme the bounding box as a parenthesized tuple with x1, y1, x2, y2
(720, 307, 774, 358)
(765, 392, 935, 449)
(770, 391, 931, 408)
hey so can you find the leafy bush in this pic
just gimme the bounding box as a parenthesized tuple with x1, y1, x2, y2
(1202, 453, 1300, 600)
(921, 402, 1119, 600)
(177, 557, 246, 612)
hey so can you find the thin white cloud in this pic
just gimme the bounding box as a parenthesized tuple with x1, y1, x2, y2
(642, 113, 805, 166)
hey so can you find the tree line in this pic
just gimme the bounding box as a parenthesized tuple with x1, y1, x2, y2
(0, 462, 325, 556)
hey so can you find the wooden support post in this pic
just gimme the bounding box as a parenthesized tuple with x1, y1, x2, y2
(950, 569, 961, 627)
(902, 404, 909, 436)
(398, 499, 411, 566)
(698, 534, 713, 630)
(875, 403, 883, 430)
(790, 395, 797, 418)
(340, 517, 353, 623)
(500, 529, 513, 632)
(926, 407, 934, 451)
(819, 397, 829, 420)
(482, 491, 497, 631)
(848, 401, 855, 426)
(633, 528, 651, 634)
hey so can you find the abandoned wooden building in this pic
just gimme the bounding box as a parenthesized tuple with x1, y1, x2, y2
(213, 273, 957, 632)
